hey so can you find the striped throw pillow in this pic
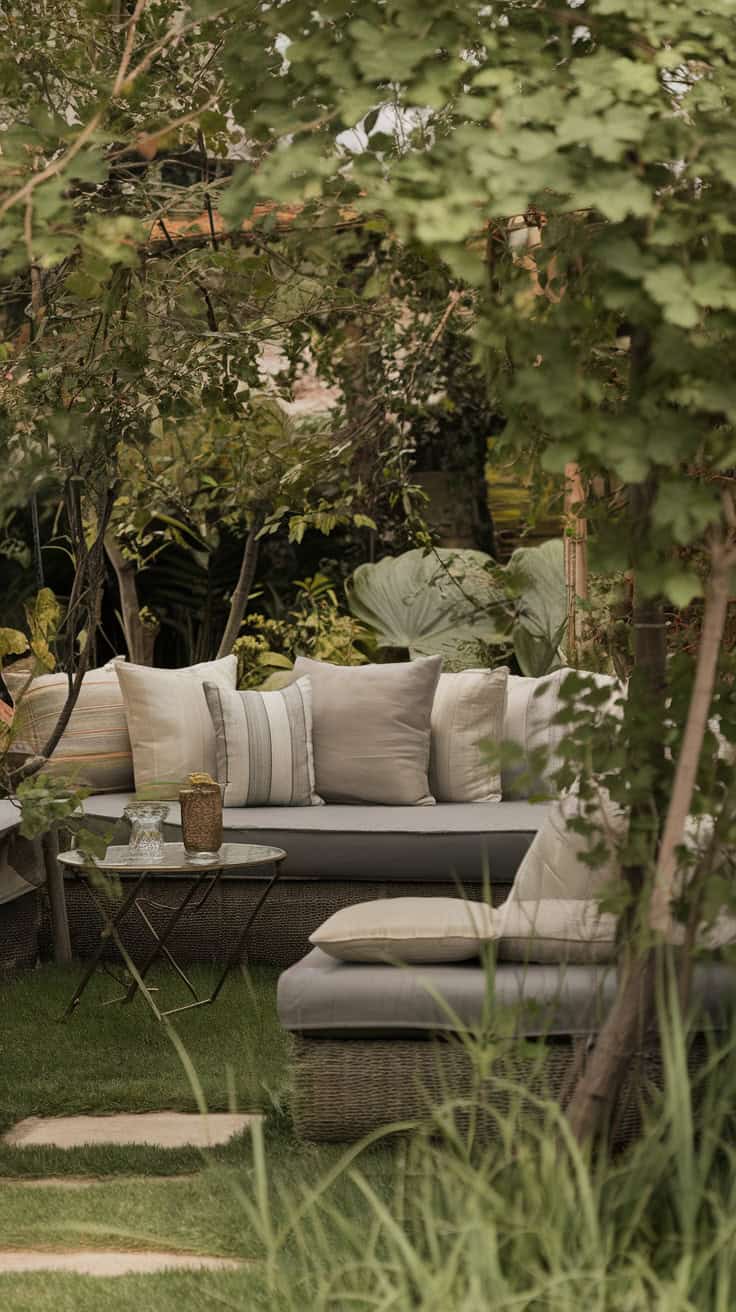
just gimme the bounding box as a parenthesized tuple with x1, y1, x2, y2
(203, 677, 322, 808)
(4, 660, 133, 793)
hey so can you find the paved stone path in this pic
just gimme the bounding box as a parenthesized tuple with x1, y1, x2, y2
(0, 1110, 259, 1278)
(4, 1111, 259, 1149)
(0, 1250, 244, 1275)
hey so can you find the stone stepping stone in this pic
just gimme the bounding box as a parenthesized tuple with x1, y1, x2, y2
(2, 1174, 201, 1189)
(4, 1112, 258, 1150)
(0, 1250, 244, 1275)
(1, 1177, 98, 1190)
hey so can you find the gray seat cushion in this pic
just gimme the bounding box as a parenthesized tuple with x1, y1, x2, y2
(0, 802, 40, 906)
(0, 799, 20, 843)
(83, 795, 549, 883)
(278, 947, 736, 1038)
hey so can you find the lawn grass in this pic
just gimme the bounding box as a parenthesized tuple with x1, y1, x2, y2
(0, 1268, 279, 1311)
(0, 960, 396, 1306)
(0, 962, 290, 1177)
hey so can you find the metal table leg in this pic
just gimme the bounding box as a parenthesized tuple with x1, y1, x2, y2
(61, 871, 159, 1021)
(119, 868, 217, 1006)
(160, 864, 280, 1017)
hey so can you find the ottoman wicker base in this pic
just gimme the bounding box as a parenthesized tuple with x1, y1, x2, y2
(44, 876, 512, 969)
(289, 1032, 707, 1146)
(0, 889, 40, 978)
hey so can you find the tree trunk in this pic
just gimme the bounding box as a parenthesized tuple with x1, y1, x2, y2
(650, 507, 736, 934)
(566, 372, 670, 1142)
(42, 826, 72, 965)
(39, 485, 116, 764)
(565, 547, 666, 1145)
(216, 516, 263, 659)
(104, 535, 159, 664)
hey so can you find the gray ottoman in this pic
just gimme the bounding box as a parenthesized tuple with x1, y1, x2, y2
(278, 949, 736, 1142)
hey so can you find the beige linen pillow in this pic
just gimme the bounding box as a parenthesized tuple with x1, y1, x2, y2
(116, 655, 237, 791)
(498, 898, 618, 964)
(5, 658, 133, 793)
(292, 655, 442, 805)
(430, 667, 508, 802)
(498, 897, 736, 963)
(510, 792, 723, 907)
(503, 669, 624, 799)
(309, 896, 498, 963)
(510, 791, 626, 904)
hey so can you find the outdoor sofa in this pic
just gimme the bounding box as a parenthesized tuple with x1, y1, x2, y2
(62, 792, 550, 967)
(0, 799, 42, 977)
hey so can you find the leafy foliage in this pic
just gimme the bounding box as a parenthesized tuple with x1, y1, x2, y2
(234, 574, 369, 688)
(347, 541, 566, 673)
(507, 539, 567, 678)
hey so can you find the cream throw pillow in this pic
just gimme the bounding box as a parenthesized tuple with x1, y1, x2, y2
(510, 791, 626, 904)
(292, 655, 442, 805)
(498, 897, 736, 963)
(5, 657, 133, 793)
(430, 667, 508, 802)
(309, 896, 498, 963)
(116, 655, 237, 792)
(510, 791, 723, 906)
(498, 898, 618, 964)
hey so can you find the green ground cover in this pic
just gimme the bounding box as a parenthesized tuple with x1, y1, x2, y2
(0, 963, 395, 1308)
(0, 964, 289, 1176)
(3, 963, 736, 1312)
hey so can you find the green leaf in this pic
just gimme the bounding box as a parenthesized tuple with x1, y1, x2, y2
(507, 539, 567, 676)
(258, 651, 294, 669)
(643, 267, 699, 329)
(347, 548, 507, 667)
(0, 629, 29, 662)
(663, 571, 703, 609)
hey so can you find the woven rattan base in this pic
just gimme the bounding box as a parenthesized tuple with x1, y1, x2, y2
(0, 889, 40, 978)
(42, 877, 511, 969)
(289, 1032, 707, 1145)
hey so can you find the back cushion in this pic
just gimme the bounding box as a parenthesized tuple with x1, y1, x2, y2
(5, 659, 133, 793)
(502, 668, 624, 799)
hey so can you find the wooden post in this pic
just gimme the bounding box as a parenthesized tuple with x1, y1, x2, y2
(564, 462, 589, 661)
(42, 826, 72, 964)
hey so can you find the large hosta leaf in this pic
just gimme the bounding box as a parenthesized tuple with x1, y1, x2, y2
(507, 538, 567, 676)
(346, 548, 509, 668)
(347, 540, 568, 674)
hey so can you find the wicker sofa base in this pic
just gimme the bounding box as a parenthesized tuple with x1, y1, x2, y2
(45, 876, 512, 970)
(289, 1032, 706, 1145)
(0, 889, 40, 978)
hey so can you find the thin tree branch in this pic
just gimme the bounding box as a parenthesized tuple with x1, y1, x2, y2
(650, 493, 736, 934)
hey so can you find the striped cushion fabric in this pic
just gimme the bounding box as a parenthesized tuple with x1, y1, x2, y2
(4, 660, 134, 793)
(203, 677, 322, 807)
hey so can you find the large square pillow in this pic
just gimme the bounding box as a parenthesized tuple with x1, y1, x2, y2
(430, 667, 508, 803)
(204, 677, 322, 807)
(309, 896, 498, 963)
(116, 655, 237, 791)
(5, 658, 133, 793)
(292, 655, 442, 805)
(509, 791, 626, 904)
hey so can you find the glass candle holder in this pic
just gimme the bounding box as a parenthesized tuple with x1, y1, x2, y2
(123, 802, 170, 864)
(179, 780, 223, 863)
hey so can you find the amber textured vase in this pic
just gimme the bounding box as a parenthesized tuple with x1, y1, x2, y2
(179, 773, 223, 863)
